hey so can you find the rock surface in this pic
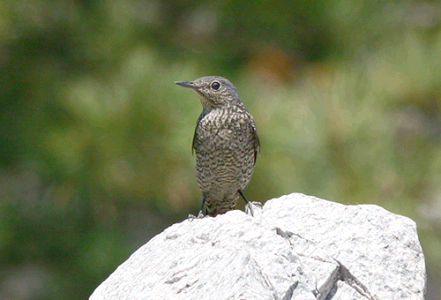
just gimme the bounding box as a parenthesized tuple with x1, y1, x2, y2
(90, 193, 426, 300)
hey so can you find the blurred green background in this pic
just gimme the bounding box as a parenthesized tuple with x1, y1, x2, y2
(0, 0, 440, 299)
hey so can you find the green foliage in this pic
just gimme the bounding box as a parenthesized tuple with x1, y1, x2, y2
(1, 0, 441, 298)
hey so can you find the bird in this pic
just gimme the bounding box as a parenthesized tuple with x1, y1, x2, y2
(175, 76, 260, 217)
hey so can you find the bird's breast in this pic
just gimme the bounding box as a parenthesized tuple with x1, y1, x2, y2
(196, 110, 253, 148)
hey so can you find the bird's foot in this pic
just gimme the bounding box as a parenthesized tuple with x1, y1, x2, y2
(245, 201, 263, 217)
(197, 210, 205, 218)
(188, 210, 206, 220)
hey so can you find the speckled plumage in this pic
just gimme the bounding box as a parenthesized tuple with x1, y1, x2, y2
(175, 76, 260, 217)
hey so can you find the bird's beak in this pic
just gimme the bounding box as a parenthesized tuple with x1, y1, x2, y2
(175, 81, 199, 90)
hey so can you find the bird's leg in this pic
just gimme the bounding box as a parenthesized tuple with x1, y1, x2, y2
(188, 196, 206, 220)
(199, 196, 207, 217)
(239, 190, 263, 217)
(238, 190, 249, 204)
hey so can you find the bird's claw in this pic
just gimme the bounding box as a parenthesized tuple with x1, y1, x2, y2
(245, 201, 263, 217)
(188, 210, 206, 220)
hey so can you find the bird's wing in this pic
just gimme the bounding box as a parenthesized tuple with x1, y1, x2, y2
(249, 114, 260, 165)
(192, 113, 205, 154)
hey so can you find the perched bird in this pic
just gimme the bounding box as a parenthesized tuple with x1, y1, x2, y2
(175, 76, 260, 217)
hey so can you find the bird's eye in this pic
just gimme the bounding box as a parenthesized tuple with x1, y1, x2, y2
(211, 81, 220, 90)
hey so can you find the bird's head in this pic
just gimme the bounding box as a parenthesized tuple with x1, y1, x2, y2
(175, 76, 242, 110)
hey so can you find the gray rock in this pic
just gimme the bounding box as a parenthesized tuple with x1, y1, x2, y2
(90, 193, 426, 300)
